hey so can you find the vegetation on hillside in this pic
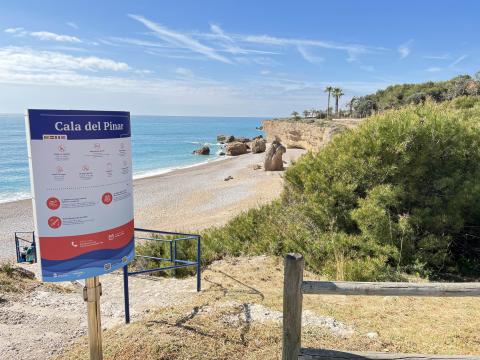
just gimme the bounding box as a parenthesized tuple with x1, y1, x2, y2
(290, 72, 480, 121)
(198, 101, 480, 281)
(352, 73, 480, 117)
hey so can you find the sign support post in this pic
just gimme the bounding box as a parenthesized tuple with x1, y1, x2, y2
(84, 276, 103, 360)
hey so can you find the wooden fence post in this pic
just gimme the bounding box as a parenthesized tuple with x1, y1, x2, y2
(283, 253, 304, 360)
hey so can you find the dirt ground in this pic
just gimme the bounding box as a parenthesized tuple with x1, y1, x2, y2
(18, 256, 477, 360)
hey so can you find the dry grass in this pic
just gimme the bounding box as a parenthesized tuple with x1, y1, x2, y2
(57, 256, 480, 359)
(0, 261, 37, 295)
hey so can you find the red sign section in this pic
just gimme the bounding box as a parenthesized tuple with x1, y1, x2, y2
(40, 220, 134, 260)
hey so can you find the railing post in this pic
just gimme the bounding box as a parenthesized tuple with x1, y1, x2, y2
(15, 234, 20, 263)
(283, 253, 304, 360)
(31, 231, 37, 263)
(123, 265, 130, 324)
(196, 236, 201, 292)
(173, 240, 177, 277)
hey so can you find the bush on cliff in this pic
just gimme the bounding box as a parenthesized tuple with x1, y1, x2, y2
(202, 102, 480, 280)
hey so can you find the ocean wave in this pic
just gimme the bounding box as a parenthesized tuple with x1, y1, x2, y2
(187, 141, 224, 146)
(0, 191, 31, 204)
(132, 156, 229, 180)
(0, 157, 231, 203)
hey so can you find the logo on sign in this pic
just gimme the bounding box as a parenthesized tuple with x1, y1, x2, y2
(46, 197, 61, 210)
(48, 216, 62, 229)
(102, 192, 113, 205)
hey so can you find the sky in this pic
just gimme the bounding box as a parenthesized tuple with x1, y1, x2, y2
(0, 0, 478, 116)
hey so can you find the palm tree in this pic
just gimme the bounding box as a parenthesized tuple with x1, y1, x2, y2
(324, 86, 333, 118)
(303, 110, 309, 118)
(332, 87, 344, 117)
(291, 111, 299, 120)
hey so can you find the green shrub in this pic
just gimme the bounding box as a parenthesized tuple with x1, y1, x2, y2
(135, 235, 200, 278)
(201, 102, 480, 280)
(284, 102, 480, 278)
(452, 96, 480, 109)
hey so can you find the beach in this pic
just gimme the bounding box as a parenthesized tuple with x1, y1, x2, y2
(0, 148, 305, 260)
(0, 147, 305, 360)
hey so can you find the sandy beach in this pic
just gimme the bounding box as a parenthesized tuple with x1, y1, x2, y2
(0, 147, 305, 359)
(0, 148, 305, 260)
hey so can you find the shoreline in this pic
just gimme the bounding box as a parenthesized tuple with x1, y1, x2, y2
(0, 148, 305, 260)
(0, 155, 231, 205)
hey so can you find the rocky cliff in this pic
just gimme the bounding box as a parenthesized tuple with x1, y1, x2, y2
(262, 118, 362, 151)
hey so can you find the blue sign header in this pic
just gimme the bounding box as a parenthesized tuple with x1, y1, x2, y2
(27, 109, 131, 140)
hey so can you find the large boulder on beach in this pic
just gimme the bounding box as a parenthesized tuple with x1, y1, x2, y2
(251, 138, 267, 153)
(264, 140, 286, 171)
(217, 134, 235, 143)
(193, 145, 210, 155)
(235, 136, 251, 143)
(226, 142, 248, 156)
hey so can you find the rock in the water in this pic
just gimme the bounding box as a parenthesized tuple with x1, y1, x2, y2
(218, 151, 225, 156)
(217, 134, 235, 143)
(235, 136, 251, 143)
(264, 140, 286, 171)
(251, 138, 267, 153)
(253, 134, 263, 140)
(226, 142, 248, 156)
(193, 145, 210, 155)
(224, 175, 233, 181)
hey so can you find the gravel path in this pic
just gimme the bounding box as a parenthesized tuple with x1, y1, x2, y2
(0, 263, 198, 360)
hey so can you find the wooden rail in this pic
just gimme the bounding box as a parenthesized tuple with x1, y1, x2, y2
(302, 281, 480, 297)
(282, 254, 480, 360)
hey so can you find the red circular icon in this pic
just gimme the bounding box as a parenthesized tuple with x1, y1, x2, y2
(102, 192, 113, 205)
(46, 197, 61, 210)
(48, 216, 62, 229)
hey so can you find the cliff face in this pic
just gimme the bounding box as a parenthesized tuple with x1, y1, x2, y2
(262, 119, 361, 151)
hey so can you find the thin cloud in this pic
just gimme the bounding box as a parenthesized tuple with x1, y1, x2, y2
(424, 54, 468, 73)
(296, 46, 324, 64)
(175, 67, 194, 77)
(128, 14, 232, 64)
(207, 24, 278, 55)
(238, 33, 382, 63)
(398, 40, 413, 59)
(4, 27, 81, 43)
(423, 53, 450, 60)
(66, 22, 79, 29)
(30, 31, 81, 43)
(449, 54, 468, 67)
(4, 27, 24, 34)
(0, 46, 129, 72)
(106, 36, 175, 49)
(242, 34, 370, 53)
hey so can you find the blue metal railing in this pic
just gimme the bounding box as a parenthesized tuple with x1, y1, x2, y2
(123, 227, 201, 323)
(14, 231, 37, 263)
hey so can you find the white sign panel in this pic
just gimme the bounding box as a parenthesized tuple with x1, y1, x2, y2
(25, 109, 135, 282)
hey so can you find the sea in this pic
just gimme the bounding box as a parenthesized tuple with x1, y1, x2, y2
(0, 114, 264, 204)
